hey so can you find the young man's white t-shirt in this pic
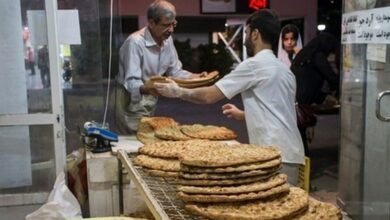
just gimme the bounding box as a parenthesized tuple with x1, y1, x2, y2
(216, 49, 304, 165)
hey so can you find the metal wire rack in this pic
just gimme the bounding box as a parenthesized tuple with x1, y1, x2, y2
(117, 151, 207, 220)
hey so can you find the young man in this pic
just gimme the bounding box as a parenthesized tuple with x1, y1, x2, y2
(117, 0, 204, 133)
(155, 9, 304, 185)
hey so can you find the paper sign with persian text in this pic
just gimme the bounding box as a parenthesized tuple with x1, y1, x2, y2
(342, 6, 390, 44)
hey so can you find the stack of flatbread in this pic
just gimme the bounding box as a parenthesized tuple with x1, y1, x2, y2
(175, 143, 341, 219)
(133, 140, 222, 177)
(148, 70, 219, 89)
(137, 117, 237, 144)
(176, 144, 288, 204)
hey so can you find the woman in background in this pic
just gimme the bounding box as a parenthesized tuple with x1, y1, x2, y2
(290, 32, 340, 155)
(277, 24, 303, 68)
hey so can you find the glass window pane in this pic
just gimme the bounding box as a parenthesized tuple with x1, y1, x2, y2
(0, 0, 52, 116)
(0, 125, 55, 194)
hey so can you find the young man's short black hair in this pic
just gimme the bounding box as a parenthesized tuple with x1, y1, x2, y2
(246, 9, 281, 54)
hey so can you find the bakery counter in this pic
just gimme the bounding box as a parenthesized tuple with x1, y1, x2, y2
(86, 136, 143, 217)
(117, 150, 206, 220)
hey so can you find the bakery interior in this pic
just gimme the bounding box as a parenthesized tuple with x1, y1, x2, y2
(1, 0, 390, 219)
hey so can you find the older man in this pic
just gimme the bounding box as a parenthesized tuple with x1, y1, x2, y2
(117, 0, 203, 133)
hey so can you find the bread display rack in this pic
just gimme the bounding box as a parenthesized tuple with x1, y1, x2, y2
(117, 150, 207, 220)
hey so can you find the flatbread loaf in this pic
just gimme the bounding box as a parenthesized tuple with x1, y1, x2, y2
(177, 183, 290, 203)
(136, 117, 178, 144)
(180, 157, 282, 173)
(138, 140, 207, 158)
(142, 116, 178, 130)
(136, 131, 163, 144)
(179, 165, 281, 180)
(154, 125, 192, 141)
(173, 71, 219, 84)
(185, 187, 309, 220)
(133, 154, 180, 172)
(177, 172, 277, 186)
(143, 168, 179, 178)
(292, 198, 342, 220)
(149, 76, 169, 84)
(177, 78, 217, 88)
(181, 124, 237, 140)
(178, 174, 288, 195)
(180, 144, 281, 167)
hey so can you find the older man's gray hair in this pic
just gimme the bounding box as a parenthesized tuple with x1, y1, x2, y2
(147, 0, 176, 23)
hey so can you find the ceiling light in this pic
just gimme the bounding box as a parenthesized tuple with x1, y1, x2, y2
(317, 24, 326, 31)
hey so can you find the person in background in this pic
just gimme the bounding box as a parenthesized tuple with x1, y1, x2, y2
(117, 0, 206, 134)
(155, 9, 305, 186)
(290, 32, 340, 155)
(38, 45, 50, 88)
(27, 46, 36, 75)
(277, 24, 303, 68)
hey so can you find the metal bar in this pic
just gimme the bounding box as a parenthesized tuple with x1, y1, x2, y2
(118, 157, 124, 215)
(45, 0, 67, 175)
(227, 25, 243, 46)
(218, 32, 242, 63)
(0, 114, 56, 126)
(117, 150, 168, 220)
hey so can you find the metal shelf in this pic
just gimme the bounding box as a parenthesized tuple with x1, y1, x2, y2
(117, 150, 207, 220)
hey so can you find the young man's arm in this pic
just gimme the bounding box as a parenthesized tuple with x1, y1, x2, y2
(154, 80, 225, 104)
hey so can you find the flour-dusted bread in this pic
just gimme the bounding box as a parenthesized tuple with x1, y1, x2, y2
(292, 198, 342, 220)
(185, 187, 309, 220)
(136, 117, 179, 144)
(138, 139, 208, 158)
(173, 71, 219, 84)
(154, 125, 192, 141)
(180, 124, 237, 140)
(133, 154, 180, 172)
(180, 157, 282, 173)
(143, 168, 179, 178)
(177, 183, 290, 203)
(177, 174, 288, 195)
(136, 130, 163, 144)
(141, 116, 178, 130)
(179, 165, 281, 180)
(180, 144, 281, 167)
(177, 172, 278, 186)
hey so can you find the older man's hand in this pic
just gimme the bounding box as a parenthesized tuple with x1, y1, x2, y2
(154, 79, 181, 98)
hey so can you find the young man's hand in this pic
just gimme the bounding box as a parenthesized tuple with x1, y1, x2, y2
(154, 79, 181, 98)
(222, 103, 245, 120)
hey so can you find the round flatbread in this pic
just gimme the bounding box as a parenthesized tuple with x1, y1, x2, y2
(185, 187, 309, 220)
(180, 124, 237, 140)
(173, 71, 219, 84)
(154, 125, 192, 141)
(177, 183, 290, 203)
(138, 140, 207, 158)
(177, 172, 278, 186)
(180, 157, 282, 173)
(133, 154, 180, 172)
(180, 144, 281, 167)
(179, 165, 281, 180)
(177, 174, 288, 195)
(143, 168, 179, 178)
(292, 198, 342, 220)
(136, 131, 163, 144)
